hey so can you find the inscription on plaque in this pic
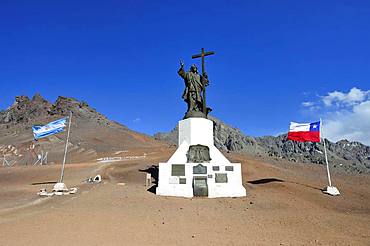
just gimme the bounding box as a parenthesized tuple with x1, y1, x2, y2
(193, 164, 207, 174)
(225, 166, 234, 171)
(212, 166, 220, 171)
(172, 164, 185, 176)
(215, 173, 228, 183)
(179, 178, 186, 184)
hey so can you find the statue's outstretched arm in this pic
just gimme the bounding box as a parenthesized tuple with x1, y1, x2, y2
(178, 60, 186, 79)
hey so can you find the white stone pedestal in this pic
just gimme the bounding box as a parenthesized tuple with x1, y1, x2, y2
(323, 186, 340, 196)
(156, 118, 246, 198)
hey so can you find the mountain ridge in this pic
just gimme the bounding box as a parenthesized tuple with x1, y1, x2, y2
(0, 94, 123, 128)
(154, 116, 370, 174)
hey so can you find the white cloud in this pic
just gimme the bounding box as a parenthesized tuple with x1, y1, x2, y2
(301, 87, 370, 145)
(322, 87, 370, 106)
(133, 118, 141, 123)
(302, 101, 314, 107)
(324, 101, 370, 145)
(301, 101, 320, 112)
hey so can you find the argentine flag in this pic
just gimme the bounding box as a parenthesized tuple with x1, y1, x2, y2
(32, 118, 67, 140)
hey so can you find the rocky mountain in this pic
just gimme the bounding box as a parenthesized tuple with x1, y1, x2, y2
(0, 94, 118, 127)
(154, 116, 262, 152)
(0, 94, 163, 165)
(154, 116, 370, 174)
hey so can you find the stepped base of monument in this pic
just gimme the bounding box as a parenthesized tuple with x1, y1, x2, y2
(156, 117, 246, 198)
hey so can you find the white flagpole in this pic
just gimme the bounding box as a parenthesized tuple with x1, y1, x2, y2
(59, 111, 72, 183)
(320, 118, 332, 187)
(320, 118, 340, 195)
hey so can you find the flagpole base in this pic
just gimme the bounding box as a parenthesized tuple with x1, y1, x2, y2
(52, 182, 69, 195)
(323, 186, 340, 196)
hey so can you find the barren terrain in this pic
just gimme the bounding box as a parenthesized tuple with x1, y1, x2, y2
(1, 146, 369, 246)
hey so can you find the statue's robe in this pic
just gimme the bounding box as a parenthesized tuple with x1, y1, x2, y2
(178, 68, 204, 105)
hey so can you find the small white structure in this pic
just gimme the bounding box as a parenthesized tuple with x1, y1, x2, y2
(156, 117, 246, 198)
(94, 174, 102, 183)
(52, 182, 69, 196)
(324, 186, 340, 196)
(52, 182, 69, 192)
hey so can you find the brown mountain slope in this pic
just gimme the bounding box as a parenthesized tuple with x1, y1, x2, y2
(0, 94, 165, 165)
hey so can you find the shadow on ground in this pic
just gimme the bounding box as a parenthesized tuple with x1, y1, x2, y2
(248, 177, 322, 191)
(248, 178, 284, 185)
(139, 165, 159, 194)
(31, 181, 57, 185)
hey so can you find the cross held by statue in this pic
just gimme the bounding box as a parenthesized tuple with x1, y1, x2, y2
(192, 48, 215, 115)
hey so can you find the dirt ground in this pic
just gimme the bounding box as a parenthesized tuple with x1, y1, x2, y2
(1, 147, 370, 246)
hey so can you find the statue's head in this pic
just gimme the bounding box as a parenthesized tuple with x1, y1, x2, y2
(190, 64, 198, 73)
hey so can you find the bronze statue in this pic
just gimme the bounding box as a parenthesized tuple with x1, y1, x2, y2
(178, 62, 208, 118)
(178, 48, 215, 119)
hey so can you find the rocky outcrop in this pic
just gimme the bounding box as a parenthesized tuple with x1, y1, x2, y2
(0, 94, 52, 124)
(0, 94, 125, 128)
(153, 127, 178, 146)
(255, 135, 370, 173)
(154, 116, 261, 153)
(49, 96, 119, 127)
(211, 116, 260, 153)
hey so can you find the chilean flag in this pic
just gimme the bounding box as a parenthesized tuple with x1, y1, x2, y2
(287, 121, 321, 142)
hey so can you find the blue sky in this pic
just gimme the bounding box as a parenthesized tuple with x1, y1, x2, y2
(1, 0, 370, 144)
